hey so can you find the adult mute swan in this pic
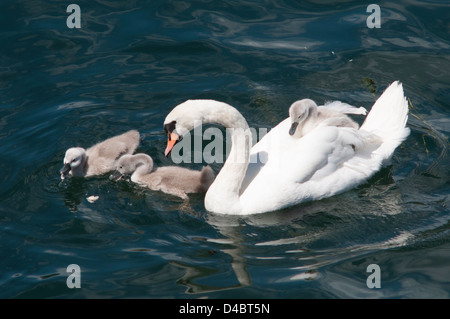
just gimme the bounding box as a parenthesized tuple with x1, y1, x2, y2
(110, 153, 215, 199)
(163, 81, 410, 215)
(288, 99, 367, 137)
(60, 130, 140, 179)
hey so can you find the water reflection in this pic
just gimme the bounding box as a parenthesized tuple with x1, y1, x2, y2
(172, 259, 250, 294)
(194, 145, 446, 293)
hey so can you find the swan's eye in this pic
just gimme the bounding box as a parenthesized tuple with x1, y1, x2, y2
(164, 121, 177, 134)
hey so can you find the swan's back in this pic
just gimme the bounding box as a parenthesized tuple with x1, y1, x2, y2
(239, 81, 410, 214)
(307, 81, 410, 196)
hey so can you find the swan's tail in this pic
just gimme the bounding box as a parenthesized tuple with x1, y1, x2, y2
(360, 81, 410, 163)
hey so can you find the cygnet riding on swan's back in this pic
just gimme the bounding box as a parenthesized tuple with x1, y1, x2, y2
(60, 130, 140, 179)
(110, 153, 215, 199)
(163, 81, 410, 215)
(288, 99, 368, 138)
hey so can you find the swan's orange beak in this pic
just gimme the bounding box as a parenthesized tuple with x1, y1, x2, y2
(165, 132, 179, 157)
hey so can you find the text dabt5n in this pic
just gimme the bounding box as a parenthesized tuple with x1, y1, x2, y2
(224, 303, 269, 314)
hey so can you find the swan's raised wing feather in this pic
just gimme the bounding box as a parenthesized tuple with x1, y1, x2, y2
(321, 101, 368, 115)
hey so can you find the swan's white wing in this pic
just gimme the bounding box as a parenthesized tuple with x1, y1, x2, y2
(321, 101, 368, 115)
(239, 120, 381, 214)
(247, 119, 358, 182)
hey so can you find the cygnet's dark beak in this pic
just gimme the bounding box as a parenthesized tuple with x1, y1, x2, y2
(289, 122, 299, 136)
(109, 170, 124, 181)
(60, 163, 71, 177)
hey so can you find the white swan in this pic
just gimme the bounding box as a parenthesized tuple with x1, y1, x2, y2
(288, 99, 367, 137)
(163, 81, 410, 215)
(60, 130, 140, 179)
(110, 153, 215, 199)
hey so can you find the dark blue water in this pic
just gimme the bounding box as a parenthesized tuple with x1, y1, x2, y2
(1, 0, 449, 299)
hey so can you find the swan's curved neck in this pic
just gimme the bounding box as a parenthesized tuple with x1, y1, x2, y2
(197, 101, 252, 214)
(131, 154, 153, 182)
